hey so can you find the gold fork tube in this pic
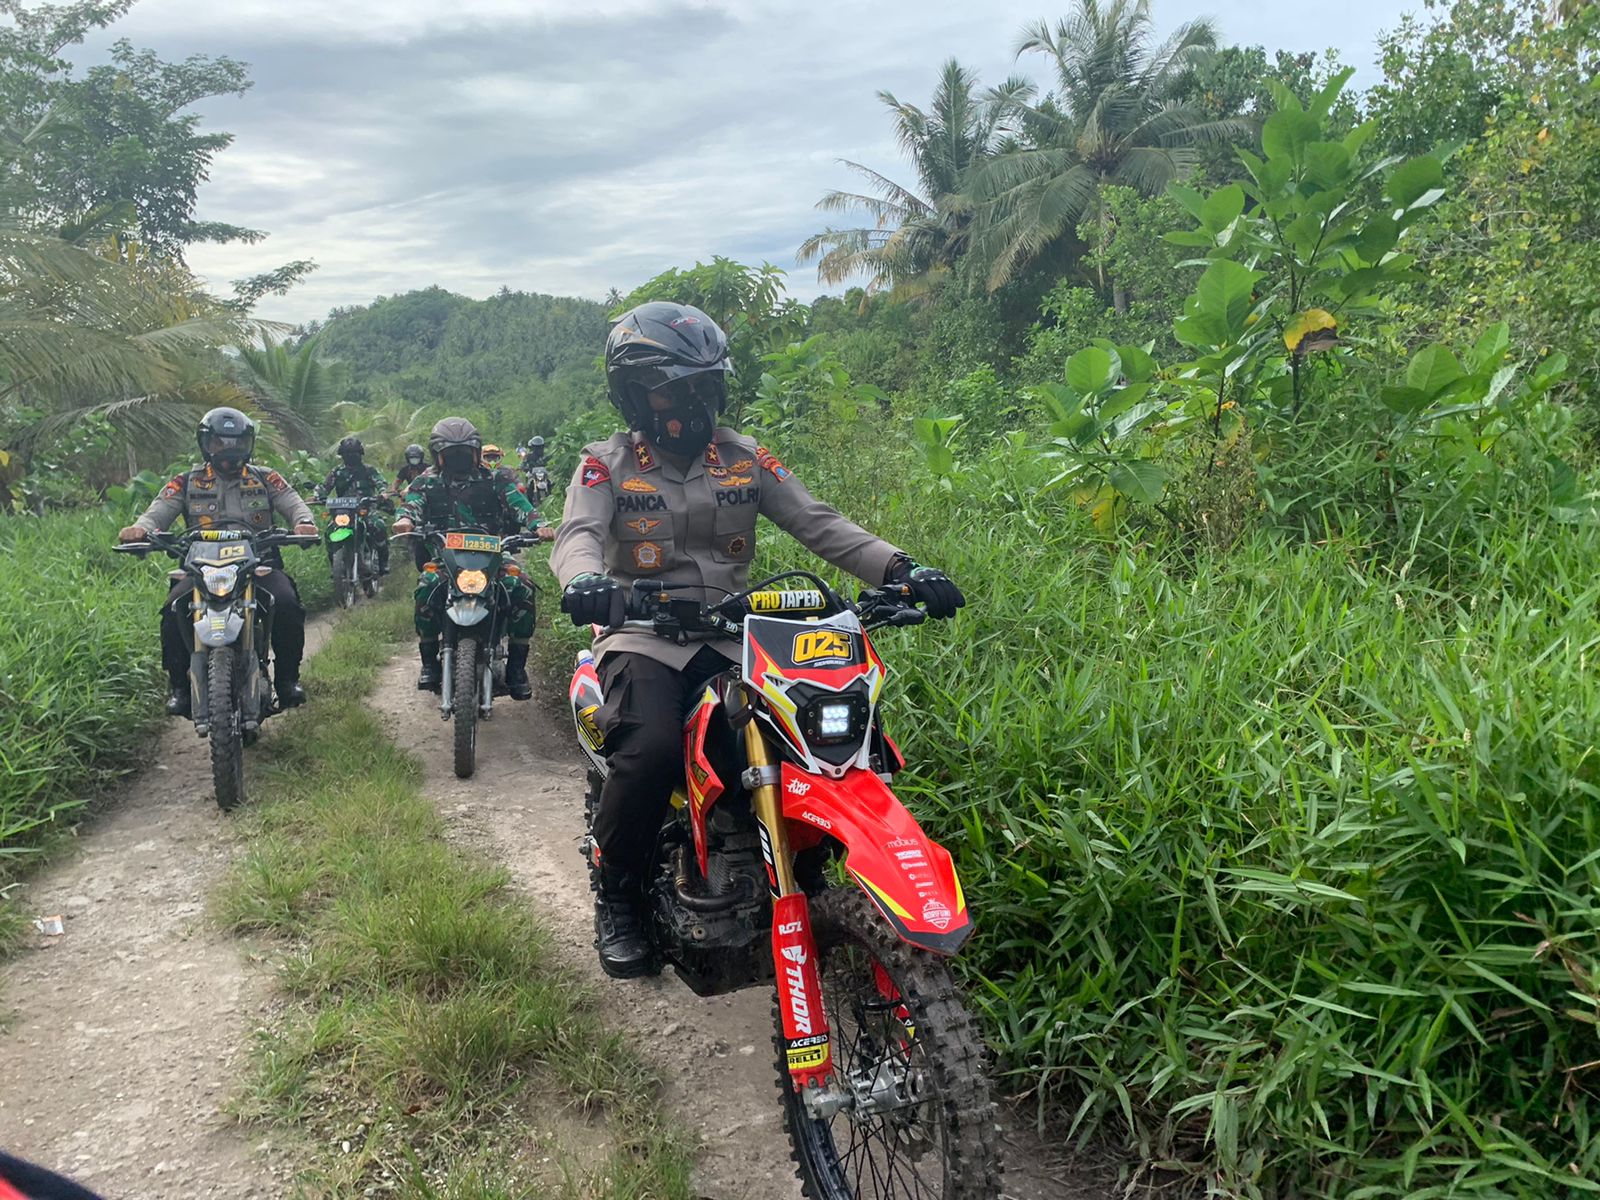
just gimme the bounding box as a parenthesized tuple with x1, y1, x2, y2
(741, 705, 799, 897)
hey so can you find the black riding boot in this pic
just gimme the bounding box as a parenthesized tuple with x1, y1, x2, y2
(277, 667, 307, 708)
(594, 863, 651, 979)
(166, 671, 190, 718)
(417, 641, 441, 691)
(504, 642, 532, 701)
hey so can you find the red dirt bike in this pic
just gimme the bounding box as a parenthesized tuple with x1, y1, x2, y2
(569, 570, 1001, 1199)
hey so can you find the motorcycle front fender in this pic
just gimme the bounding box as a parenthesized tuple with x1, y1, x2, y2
(328, 527, 353, 543)
(779, 763, 972, 955)
(446, 597, 490, 627)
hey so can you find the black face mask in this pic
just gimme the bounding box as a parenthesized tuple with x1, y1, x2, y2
(439, 447, 477, 477)
(340, 454, 362, 469)
(647, 399, 716, 456)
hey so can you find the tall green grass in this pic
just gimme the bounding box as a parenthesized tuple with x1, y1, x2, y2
(747, 429, 1600, 1197)
(0, 511, 165, 864)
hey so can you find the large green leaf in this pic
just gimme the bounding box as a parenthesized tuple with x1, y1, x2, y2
(1386, 156, 1445, 208)
(1116, 343, 1158, 383)
(1467, 323, 1510, 373)
(1108, 459, 1166, 504)
(1262, 109, 1321, 167)
(1304, 143, 1350, 189)
(1354, 214, 1398, 264)
(1200, 185, 1244, 235)
(1190, 259, 1262, 345)
(1405, 345, 1464, 398)
(1066, 346, 1118, 395)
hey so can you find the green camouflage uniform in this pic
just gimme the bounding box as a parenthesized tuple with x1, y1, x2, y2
(402, 468, 541, 643)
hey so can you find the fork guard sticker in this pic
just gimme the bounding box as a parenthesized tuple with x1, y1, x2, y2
(773, 893, 832, 1090)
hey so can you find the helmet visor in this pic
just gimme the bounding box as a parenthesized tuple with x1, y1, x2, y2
(202, 430, 254, 463)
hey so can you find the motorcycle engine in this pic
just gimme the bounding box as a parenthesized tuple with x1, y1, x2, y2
(651, 801, 771, 997)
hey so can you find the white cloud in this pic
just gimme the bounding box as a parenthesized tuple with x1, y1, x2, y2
(96, 0, 1411, 322)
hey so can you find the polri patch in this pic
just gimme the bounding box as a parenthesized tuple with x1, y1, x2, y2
(632, 541, 665, 570)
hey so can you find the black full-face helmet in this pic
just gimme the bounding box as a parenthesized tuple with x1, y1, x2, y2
(403, 443, 426, 467)
(337, 435, 364, 465)
(604, 302, 732, 456)
(198, 407, 256, 472)
(428, 417, 482, 478)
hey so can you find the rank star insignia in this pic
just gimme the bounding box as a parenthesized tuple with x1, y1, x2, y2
(624, 517, 661, 535)
(632, 541, 664, 570)
(633, 441, 656, 471)
(621, 477, 658, 493)
(704, 443, 722, 466)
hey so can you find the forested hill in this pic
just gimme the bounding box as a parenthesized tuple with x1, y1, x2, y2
(303, 286, 610, 437)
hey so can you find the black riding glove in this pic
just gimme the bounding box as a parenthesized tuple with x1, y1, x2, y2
(561, 572, 625, 628)
(886, 556, 965, 620)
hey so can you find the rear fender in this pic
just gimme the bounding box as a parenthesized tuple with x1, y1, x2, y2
(779, 764, 972, 955)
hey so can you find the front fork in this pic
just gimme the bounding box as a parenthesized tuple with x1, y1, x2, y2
(742, 704, 835, 1097)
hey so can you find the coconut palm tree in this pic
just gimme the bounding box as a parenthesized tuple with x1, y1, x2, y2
(798, 59, 1030, 292)
(967, 0, 1248, 293)
(234, 333, 350, 452)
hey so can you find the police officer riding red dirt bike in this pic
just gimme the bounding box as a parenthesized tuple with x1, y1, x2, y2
(553, 302, 1000, 1199)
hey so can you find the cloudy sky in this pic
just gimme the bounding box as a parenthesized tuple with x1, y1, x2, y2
(81, 0, 1408, 324)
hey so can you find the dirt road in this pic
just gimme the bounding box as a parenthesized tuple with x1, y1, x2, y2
(0, 612, 1107, 1199)
(0, 621, 334, 1198)
(369, 651, 1107, 1200)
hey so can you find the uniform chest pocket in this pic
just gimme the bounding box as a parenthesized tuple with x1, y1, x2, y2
(612, 504, 676, 574)
(710, 497, 758, 564)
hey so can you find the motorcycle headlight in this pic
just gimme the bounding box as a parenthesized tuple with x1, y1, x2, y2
(201, 564, 240, 597)
(334, 513, 352, 527)
(798, 691, 870, 747)
(456, 569, 488, 594)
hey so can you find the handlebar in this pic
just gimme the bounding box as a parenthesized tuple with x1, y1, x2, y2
(607, 570, 927, 639)
(114, 528, 321, 558)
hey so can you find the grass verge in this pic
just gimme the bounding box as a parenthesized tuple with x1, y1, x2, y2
(215, 598, 695, 1198)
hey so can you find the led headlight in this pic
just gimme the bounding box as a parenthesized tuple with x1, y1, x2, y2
(456, 569, 488, 594)
(799, 691, 870, 748)
(818, 702, 853, 738)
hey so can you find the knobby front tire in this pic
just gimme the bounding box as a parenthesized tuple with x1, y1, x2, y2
(776, 888, 1002, 1200)
(452, 637, 478, 780)
(207, 644, 245, 811)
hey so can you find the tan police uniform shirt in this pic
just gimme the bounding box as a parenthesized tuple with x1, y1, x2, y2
(551, 428, 903, 670)
(134, 462, 315, 534)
